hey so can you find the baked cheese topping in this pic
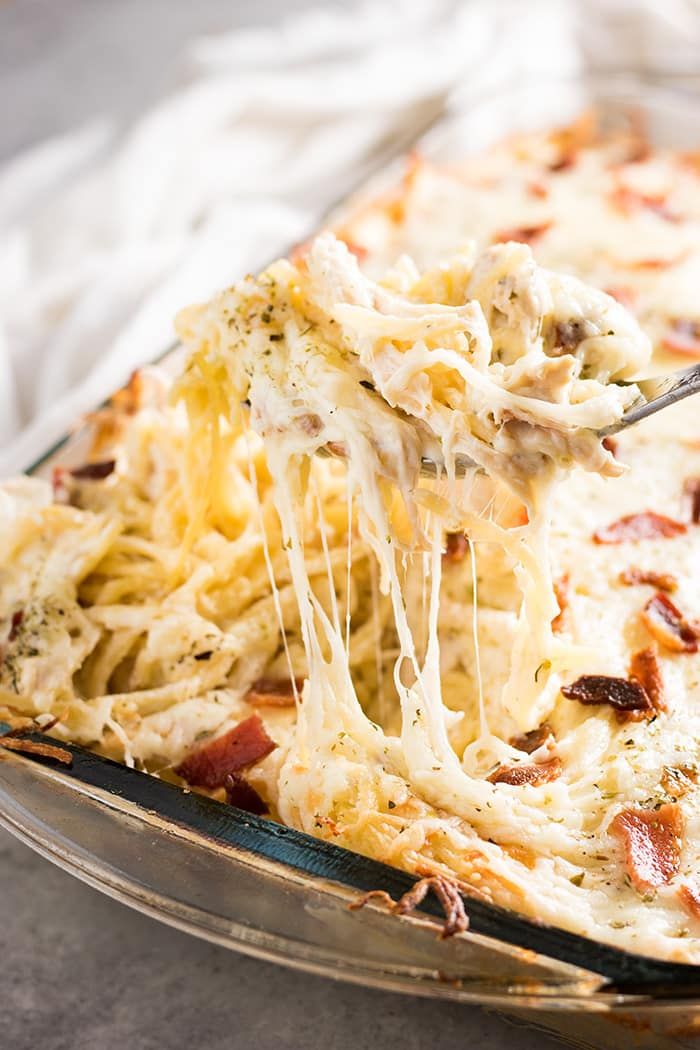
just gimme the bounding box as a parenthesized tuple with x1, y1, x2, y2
(1, 118, 699, 962)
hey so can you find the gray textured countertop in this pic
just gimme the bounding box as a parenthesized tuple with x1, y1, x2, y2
(0, 3, 564, 1047)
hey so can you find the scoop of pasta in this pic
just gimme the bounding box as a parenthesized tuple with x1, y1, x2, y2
(178, 233, 646, 507)
(176, 230, 648, 721)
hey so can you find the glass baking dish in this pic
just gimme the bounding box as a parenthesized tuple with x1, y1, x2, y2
(3, 67, 700, 1050)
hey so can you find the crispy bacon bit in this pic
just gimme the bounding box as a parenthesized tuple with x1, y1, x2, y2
(548, 154, 575, 173)
(561, 675, 652, 715)
(608, 185, 678, 222)
(110, 369, 145, 416)
(289, 237, 312, 264)
(443, 532, 469, 563)
(351, 877, 469, 939)
(51, 466, 70, 502)
(527, 180, 549, 199)
(245, 677, 301, 707)
(509, 723, 554, 754)
(493, 222, 551, 246)
(174, 714, 276, 789)
(623, 137, 652, 165)
(619, 567, 678, 593)
(593, 511, 687, 545)
(338, 236, 368, 261)
(487, 757, 562, 786)
(610, 804, 683, 894)
(661, 765, 697, 800)
(661, 319, 700, 359)
(679, 881, 700, 920)
(70, 459, 116, 480)
(548, 111, 597, 168)
(603, 285, 637, 309)
(0, 736, 72, 765)
(647, 254, 690, 270)
(629, 647, 666, 714)
(8, 610, 23, 642)
(552, 574, 569, 633)
(224, 772, 269, 815)
(641, 593, 699, 654)
(683, 477, 700, 524)
(680, 150, 700, 174)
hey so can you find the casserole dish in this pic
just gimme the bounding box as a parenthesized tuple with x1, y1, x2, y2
(3, 68, 700, 1049)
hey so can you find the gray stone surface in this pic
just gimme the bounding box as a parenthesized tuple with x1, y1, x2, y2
(0, 2, 566, 1047)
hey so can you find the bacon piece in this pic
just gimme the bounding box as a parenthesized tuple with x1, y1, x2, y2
(548, 111, 597, 169)
(510, 723, 554, 754)
(527, 180, 549, 199)
(349, 875, 469, 939)
(661, 765, 697, 800)
(487, 757, 561, 786)
(619, 567, 678, 593)
(493, 222, 551, 246)
(661, 319, 700, 359)
(174, 714, 276, 789)
(548, 154, 575, 173)
(0, 736, 72, 765)
(629, 647, 665, 714)
(245, 677, 301, 707)
(289, 237, 312, 264)
(337, 236, 368, 261)
(604, 285, 637, 309)
(110, 370, 145, 416)
(51, 466, 69, 502)
(443, 532, 469, 563)
(593, 511, 687, 544)
(561, 675, 652, 715)
(224, 772, 269, 815)
(683, 477, 700, 524)
(70, 459, 116, 480)
(679, 881, 700, 920)
(608, 185, 678, 222)
(552, 574, 569, 633)
(623, 137, 652, 164)
(641, 593, 699, 654)
(8, 610, 23, 642)
(610, 804, 683, 894)
(625, 255, 686, 271)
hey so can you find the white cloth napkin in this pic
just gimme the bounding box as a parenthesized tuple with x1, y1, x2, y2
(1, 0, 698, 474)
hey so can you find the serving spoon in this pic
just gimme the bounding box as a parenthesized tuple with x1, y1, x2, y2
(319, 361, 700, 478)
